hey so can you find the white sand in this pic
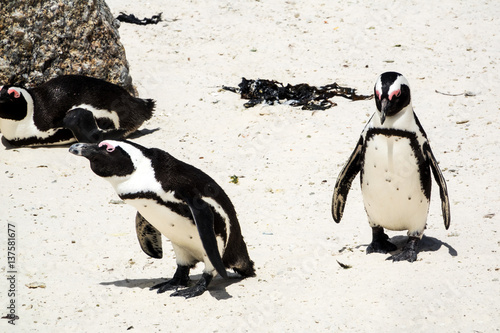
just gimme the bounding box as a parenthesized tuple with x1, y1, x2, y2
(1, 0, 499, 331)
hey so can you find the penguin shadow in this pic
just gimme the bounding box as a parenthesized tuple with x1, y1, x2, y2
(1, 128, 159, 149)
(99, 271, 244, 300)
(394, 235, 457, 257)
(365, 235, 457, 258)
(124, 127, 160, 140)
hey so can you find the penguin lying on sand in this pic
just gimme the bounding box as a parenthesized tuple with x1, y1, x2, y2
(0, 75, 154, 147)
(332, 72, 450, 262)
(69, 140, 255, 298)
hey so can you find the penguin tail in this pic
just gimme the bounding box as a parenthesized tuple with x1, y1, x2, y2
(144, 98, 156, 115)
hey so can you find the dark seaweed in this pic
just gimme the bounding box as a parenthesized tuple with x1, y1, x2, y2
(116, 12, 162, 25)
(336, 260, 352, 269)
(223, 78, 372, 111)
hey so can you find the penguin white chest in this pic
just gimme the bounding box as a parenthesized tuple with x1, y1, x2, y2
(361, 134, 429, 232)
(125, 198, 206, 260)
(0, 89, 69, 144)
(0, 115, 65, 142)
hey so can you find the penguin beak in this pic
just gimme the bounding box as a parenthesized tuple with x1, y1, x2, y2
(380, 99, 389, 125)
(69, 143, 98, 158)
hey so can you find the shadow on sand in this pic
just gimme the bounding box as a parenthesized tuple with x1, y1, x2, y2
(354, 234, 457, 258)
(100, 271, 245, 300)
(389, 234, 458, 257)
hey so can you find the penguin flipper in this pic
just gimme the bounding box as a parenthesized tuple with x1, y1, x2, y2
(332, 136, 363, 222)
(135, 211, 163, 259)
(178, 192, 228, 279)
(424, 143, 451, 229)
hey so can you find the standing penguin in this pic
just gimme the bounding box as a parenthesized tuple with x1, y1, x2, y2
(69, 140, 255, 298)
(0, 75, 155, 147)
(332, 72, 450, 262)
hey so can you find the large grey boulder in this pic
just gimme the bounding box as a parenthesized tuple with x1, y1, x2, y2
(0, 0, 135, 95)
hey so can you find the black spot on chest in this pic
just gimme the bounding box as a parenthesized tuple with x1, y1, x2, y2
(120, 191, 194, 222)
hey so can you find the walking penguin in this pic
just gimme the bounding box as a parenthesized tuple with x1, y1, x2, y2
(0, 75, 154, 147)
(331, 72, 450, 262)
(69, 140, 255, 298)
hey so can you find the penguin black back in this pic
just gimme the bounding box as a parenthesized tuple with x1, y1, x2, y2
(32, 75, 154, 131)
(0, 75, 155, 146)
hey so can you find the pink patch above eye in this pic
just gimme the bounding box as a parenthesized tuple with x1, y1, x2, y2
(375, 90, 381, 99)
(7, 88, 20, 98)
(389, 89, 401, 100)
(98, 142, 115, 152)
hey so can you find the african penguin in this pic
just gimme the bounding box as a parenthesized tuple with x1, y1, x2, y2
(0, 75, 155, 147)
(69, 140, 255, 298)
(332, 72, 450, 262)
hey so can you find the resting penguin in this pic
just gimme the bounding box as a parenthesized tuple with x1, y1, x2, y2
(69, 140, 255, 298)
(331, 72, 450, 262)
(0, 75, 155, 147)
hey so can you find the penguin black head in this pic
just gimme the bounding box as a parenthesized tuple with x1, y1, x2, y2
(69, 140, 138, 178)
(0, 86, 28, 121)
(374, 72, 411, 124)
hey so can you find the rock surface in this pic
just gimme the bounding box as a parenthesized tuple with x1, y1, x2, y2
(0, 0, 135, 95)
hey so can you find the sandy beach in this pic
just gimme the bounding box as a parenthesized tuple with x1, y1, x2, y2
(1, 0, 499, 331)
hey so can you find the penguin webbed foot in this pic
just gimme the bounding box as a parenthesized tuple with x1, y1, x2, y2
(386, 237, 419, 262)
(150, 265, 190, 293)
(366, 227, 397, 254)
(150, 278, 190, 293)
(170, 273, 213, 299)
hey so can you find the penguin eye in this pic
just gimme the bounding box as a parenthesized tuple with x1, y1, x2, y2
(98, 142, 115, 153)
(389, 89, 401, 101)
(7, 88, 20, 99)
